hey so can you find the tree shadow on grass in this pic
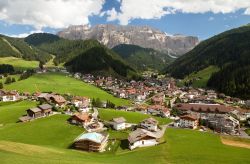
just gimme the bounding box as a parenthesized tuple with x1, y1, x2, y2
(120, 139, 129, 150)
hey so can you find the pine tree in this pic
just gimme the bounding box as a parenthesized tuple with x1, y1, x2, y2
(12, 77, 16, 83)
(0, 82, 3, 89)
(4, 77, 12, 84)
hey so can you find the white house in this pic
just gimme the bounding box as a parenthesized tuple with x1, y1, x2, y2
(179, 114, 199, 129)
(140, 117, 158, 131)
(0, 91, 19, 102)
(112, 117, 126, 130)
(128, 128, 160, 150)
(72, 96, 91, 113)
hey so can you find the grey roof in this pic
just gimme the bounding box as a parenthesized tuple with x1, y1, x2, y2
(28, 107, 41, 113)
(140, 117, 158, 125)
(128, 128, 158, 143)
(38, 104, 52, 110)
(112, 117, 126, 124)
(19, 116, 32, 122)
(38, 93, 49, 98)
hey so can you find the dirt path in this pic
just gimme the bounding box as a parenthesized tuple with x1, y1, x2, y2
(221, 136, 250, 149)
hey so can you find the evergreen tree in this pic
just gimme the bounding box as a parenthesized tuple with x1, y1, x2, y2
(0, 82, 3, 89)
(11, 77, 16, 83)
(4, 77, 12, 84)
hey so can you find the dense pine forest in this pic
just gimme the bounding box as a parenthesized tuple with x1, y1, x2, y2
(166, 25, 250, 99)
(25, 33, 138, 78)
(0, 35, 51, 63)
(112, 44, 174, 71)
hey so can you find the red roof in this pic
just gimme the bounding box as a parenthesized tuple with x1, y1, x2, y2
(180, 114, 198, 121)
(175, 103, 234, 113)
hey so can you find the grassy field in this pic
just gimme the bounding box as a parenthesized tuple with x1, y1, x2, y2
(0, 102, 249, 163)
(5, 73, 130, 106)
(0, 101, 37, 125)
(245, 129, 250, 136)
(0, 74, 20, 86)
(0, 114, 83, 148)
(0, 126, 250, 164)
(0, 57, 39, 70)
(98, 108, 172, 125)
(183, 65, 220, 88)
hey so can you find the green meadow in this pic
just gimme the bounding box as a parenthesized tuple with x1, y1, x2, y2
(0, 92, 249, 164)
(183, 65, 220, 88)
(0, 57, 39, 70)
(0, 101, 37, 125)
(5, 72, 130, 106)
(0, 120, 249, 164)
(98, 108, 171, 125)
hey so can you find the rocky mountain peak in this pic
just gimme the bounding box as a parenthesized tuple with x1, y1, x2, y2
(57, 24, 199, 56)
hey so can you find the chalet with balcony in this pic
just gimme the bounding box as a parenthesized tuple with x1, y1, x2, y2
(74, 132, 109, 152)
(179, 114, 199, 129)
(128, 128, 160, 150)
(70, 112, 92, 126)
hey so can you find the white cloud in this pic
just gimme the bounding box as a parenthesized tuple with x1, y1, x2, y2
(0, 0, 104, 29)
(106, 0, 250, 25)
(8, 30, 44, 38)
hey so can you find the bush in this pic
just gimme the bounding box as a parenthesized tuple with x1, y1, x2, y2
(11, 77, 16, 83)
(4, 77, 12, 84)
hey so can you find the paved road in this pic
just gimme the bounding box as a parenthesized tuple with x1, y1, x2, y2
(239, 128, 250, 139)
(92, 108, 99, 119)
(155, 122, 173, 138)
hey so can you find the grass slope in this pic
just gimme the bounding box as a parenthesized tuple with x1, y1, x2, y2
(5, 73, 130, 106)
(0, 101, 37, 125)
(0, 74, 20, 86)
(98, 108, 172, 125)
(0, 115, 83, 148)
(0, 102, 249, 163)
(183, 66, 219, 88)
(0, 57, 39, 70)
(0, 127, 250, 164)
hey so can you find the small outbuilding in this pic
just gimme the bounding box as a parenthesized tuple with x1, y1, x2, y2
(112, 117, 126, 130)
(139, 117, 158, 131)
(38, 104, 53, 116)
(27, 107, 42, 118)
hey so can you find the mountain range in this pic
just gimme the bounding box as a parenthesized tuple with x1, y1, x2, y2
(57, 24, 199, 57)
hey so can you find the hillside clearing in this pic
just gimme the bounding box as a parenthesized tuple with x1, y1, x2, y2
(0, 57, 39, 70)
(183, 65, 220, 88)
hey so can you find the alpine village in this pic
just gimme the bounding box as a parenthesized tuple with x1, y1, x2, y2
(0, 1, 250, 164)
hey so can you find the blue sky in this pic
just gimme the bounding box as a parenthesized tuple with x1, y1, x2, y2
(1, 0, 250, 40)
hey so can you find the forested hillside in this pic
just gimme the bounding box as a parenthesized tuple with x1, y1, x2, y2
(0, 34, 51, 63)
(166, 25, 250, 99)
(112, 44, 174, 71)
(25, 33, 138, 78)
